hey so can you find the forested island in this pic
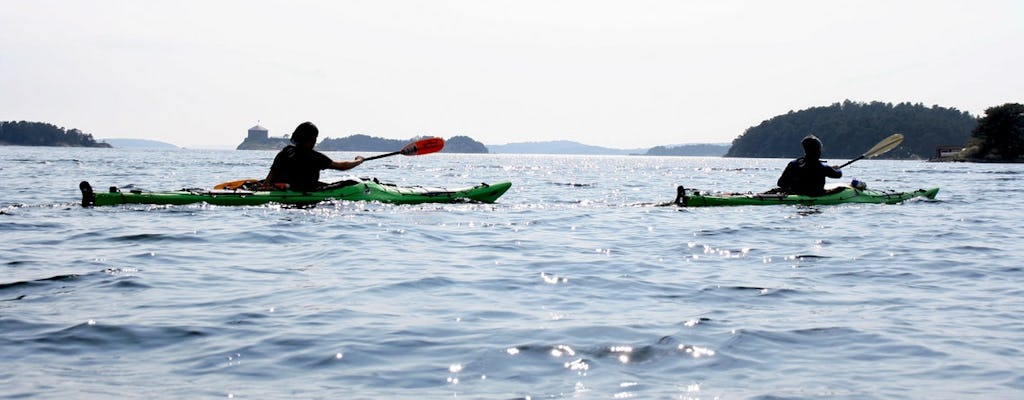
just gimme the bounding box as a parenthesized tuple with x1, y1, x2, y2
(726, 101, 976, 159)
(0, 121, 111, 147)
(957, 103, 1024, 162)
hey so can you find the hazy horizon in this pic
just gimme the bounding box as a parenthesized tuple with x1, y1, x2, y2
(96, 135, 731, 151)
(4, 1, 1021, 149)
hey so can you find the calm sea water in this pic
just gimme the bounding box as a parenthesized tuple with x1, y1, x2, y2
(2, 146, 1022, 399)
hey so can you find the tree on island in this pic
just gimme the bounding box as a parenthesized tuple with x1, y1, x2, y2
(0, 120, 111, 147)
(959, 103, 1024, 162)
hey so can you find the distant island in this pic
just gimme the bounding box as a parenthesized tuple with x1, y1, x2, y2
(235, 125, 290, 150)
(1, 120, 111, 148)
(487, 140, 646, 155)
(319, 134, 488, 153)
(644, 143, 731, 156)
(441, 136, 489, 153)
(726, 100, 976, 160)
(485, 140, 730, 156)
(100, 138, 179, 149)
(236, 125, 491, 153)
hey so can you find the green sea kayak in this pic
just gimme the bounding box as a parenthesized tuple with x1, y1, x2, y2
(669, 185, 939, 207)
(80, 178, 512, 207)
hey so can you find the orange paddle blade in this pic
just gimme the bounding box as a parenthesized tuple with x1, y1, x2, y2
(213, 179, 260, 190)
(401, 137, 445, 156)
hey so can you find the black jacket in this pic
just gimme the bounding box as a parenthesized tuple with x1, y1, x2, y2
(777, 157, 842, 196)
(267, 145, 333, 191)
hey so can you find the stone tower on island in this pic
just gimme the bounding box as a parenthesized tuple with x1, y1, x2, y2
(246, 124, 268, 140)
(235, 124, 290, 150)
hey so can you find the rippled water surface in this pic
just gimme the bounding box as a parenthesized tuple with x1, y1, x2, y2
(2, 146, 1023, 399)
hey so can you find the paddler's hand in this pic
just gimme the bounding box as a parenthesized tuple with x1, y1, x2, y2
(331, 156, 365, 171)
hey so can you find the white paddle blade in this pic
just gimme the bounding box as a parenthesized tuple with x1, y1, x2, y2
(864, 133, 904, 158)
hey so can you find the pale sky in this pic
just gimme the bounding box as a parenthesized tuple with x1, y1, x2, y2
(2, 0, 1021, 149)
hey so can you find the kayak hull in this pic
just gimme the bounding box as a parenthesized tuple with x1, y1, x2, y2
(81, 179, 512, 207)
(670, 185, 939, 207)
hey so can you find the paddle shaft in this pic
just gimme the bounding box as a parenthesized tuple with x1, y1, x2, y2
(837, 156, 864, 169)
(362, 150, 402, 161)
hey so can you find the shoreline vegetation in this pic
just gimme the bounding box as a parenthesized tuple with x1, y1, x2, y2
(5, 100, 1021, 161)
(953, 103, 1024, 163)
(0, 121, 110, 148)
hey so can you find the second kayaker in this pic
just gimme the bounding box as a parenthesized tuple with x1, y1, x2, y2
(775, 135, 842, 196)
(264, 122, 365, 191)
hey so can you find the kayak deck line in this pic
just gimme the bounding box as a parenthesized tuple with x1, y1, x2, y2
(669, 185, 939, 207)
(79, 178, 512, 207)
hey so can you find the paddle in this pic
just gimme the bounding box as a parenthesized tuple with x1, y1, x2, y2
(213, 137, 446, 189)
(837, 133, 904, 169)
(362, 137, 445, 161)
(214, 179, 260, 190)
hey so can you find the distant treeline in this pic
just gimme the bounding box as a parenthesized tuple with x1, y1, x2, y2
(318, 134, 488, 153)
(645, 143, 731, 156)
(0, 121, 111, 147)
(726, 100, 976, 159)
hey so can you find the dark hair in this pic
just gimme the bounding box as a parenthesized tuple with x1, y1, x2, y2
(291, 122, 319, 144)
(801, 135, 822, 155)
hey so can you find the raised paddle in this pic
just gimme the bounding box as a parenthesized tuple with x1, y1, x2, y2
(362, 137, 445, 161)
(837, 133, 904, 169)
(213, 137, 446, 189)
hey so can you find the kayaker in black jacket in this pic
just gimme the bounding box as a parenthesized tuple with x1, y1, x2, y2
(265, 122, 364, 191)
(776, 135, 842, 196)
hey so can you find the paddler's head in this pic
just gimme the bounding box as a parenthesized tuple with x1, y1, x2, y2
(291, 121, 319, 148)
(801, 135, 822, 160)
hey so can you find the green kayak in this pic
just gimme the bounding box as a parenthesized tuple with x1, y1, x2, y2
(669, 185, 939, 207)
(80, 178, 512, 207)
